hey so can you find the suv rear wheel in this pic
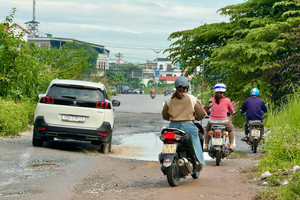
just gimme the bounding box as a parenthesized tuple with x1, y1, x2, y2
(101, 143, 111, 154)
(32, 128, 44, 147)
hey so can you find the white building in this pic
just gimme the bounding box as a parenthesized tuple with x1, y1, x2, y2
(5, 23, 29, 42)
(27, 37, 110, 76)
(141, 58, 182, 85)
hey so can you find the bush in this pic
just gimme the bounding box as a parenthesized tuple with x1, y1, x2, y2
(256, 90, 300, 199)
(0, 98, 36, 136)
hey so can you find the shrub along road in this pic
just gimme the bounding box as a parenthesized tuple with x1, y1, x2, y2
(0, 94, 262, 200)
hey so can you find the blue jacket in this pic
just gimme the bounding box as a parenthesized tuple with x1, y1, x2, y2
(241, 96, 267, 121)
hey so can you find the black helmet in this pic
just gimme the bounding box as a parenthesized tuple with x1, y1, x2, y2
(175, 76, 189, 88)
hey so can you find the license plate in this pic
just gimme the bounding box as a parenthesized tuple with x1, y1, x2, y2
(211, 138, 223, 146)
(251, 130, 260, 137)
(162, 144, 177, 154)
(62, 115, 85, 123)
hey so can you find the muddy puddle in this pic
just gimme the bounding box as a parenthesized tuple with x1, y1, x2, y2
(111, 132, 212, 161)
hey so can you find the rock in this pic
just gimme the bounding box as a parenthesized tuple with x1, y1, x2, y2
(263, 181, 268, 186)
(282, 180, 289, 186)
(260, 171, 272, 180)
(293, 165, 300, 173)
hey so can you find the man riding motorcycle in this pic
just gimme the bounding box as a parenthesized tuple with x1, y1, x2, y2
(241, 88, 268, 142)
(162, 76, 207, 166)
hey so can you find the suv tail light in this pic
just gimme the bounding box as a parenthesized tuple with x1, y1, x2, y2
(95, 102, 111, 109)
(40, 96, 55, 104)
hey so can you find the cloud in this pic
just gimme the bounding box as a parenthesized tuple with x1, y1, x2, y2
(0, 0, 246, 63)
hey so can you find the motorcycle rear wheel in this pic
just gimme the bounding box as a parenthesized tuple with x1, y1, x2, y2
(216, 150, 221, 166)
(166, 157, 180, 186)
(253, 139, 258, 153)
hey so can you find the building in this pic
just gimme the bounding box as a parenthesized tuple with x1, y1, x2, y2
(141, 58, 182, 85)
(4, 23, 29, 42)
(27, 36, 110, 77)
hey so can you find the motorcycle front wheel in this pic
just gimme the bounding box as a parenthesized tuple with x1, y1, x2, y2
(166, 157, 180, 186)
(191, 171, 200, 179)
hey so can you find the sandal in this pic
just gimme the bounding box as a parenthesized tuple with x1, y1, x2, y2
(241, 136, 248, 142)
(203, 146, 209, 152)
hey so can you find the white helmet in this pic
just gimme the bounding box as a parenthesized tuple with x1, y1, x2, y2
(214, 83, 226, 93)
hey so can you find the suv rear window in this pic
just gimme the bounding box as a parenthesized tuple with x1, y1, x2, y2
(47, 85, 105, 102)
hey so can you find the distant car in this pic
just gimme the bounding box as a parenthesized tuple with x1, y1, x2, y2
(121, 85, 130, 94)
(32, 79, 120, 153)
(127, 88, 134, 94)
(133, 89, 144, 94)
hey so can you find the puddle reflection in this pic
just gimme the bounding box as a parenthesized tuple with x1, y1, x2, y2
(112, 132, 211, 161)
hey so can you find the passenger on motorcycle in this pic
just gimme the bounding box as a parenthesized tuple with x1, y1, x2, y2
(162, 76, 207, 165)
(241, 88, 268, 141)
(204, 83, 236, 151)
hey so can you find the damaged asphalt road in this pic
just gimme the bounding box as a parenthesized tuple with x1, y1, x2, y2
(0, 94, 261, 200)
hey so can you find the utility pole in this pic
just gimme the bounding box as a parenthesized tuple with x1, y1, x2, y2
(201, 53, 205, 104)
(152, 49, 163, 93)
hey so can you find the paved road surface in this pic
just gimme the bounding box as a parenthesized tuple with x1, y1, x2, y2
(0, 94, 260, 200)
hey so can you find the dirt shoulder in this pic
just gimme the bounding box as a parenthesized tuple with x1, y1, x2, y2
(70, 154, 261, 200)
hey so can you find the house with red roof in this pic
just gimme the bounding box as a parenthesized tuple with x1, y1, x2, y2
(5, 23, 29, 42)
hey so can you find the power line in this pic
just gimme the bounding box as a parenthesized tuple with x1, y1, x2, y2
(104, 43, 167, 51)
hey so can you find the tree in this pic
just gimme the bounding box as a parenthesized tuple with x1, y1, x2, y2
(0, 9, 91, 99)
(165, 0, 300, 104)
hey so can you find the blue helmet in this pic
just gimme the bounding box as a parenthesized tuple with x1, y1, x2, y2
(250, 88, 260, 96)
(175, 76, 189, 88)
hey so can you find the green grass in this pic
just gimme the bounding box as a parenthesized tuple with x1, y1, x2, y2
(0, 98, 36, 136)
(227, 151, 248, 159)
(255, 91, 300, 199)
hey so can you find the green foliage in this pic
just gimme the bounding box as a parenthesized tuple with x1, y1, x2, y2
(1, 10, 91, 99)
(0, 10, 96, 136)
(257, 172, 300, 200)
(255, 90, 300, 198)
(106, 63, 143, 89)
(231, 112, 247, 128)
(0, 98, 35, 136)
(259, 91, 300, 171)
(165, 0, 300, 105)
(68, 41, 98, 70)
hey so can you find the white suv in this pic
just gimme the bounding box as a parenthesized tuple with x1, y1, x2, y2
(32, 79, 120, 153)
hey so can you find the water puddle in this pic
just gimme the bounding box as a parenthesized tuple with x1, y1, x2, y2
(111, 132, 212, 161)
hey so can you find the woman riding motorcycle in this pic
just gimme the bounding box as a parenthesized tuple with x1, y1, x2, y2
(162, 76, 207, 165)
(204, 83, 236, 151)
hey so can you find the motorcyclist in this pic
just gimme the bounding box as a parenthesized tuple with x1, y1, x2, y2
(150, 87, 156, 95)
(241, 88, 268, 141)
(204, 83, 236, 151)
(162, 76, 207, 166)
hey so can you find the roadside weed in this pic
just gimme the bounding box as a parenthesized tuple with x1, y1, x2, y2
(256, 91, 300, 199)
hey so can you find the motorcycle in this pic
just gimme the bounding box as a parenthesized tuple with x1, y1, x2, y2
(163, 90, 170, 96)
(207, 125, 232, 166)
(158, 122, 204, 186)
(204, 102, 233, 166)
(150, 92, 156, 99)
(247, 120, 263, 153)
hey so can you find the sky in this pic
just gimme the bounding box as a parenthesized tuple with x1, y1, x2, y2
(1, 0, 246, 64)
